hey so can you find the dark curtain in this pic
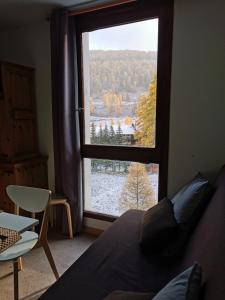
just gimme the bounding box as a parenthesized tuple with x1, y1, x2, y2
(50, 10, 83, 234)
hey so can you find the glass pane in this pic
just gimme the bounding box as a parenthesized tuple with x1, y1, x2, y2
(84, 159, 159, 217)
(82, 19, 158, 148)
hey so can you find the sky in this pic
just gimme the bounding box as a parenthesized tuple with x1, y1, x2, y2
(88, 18, 158, 52)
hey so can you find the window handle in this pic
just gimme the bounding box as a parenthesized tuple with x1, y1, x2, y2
(75, 107, 84, 112)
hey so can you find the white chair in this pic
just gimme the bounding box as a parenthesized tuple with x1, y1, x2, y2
(0, 185, 59, 300)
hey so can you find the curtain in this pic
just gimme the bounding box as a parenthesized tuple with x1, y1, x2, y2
(50, 10, 83, 234)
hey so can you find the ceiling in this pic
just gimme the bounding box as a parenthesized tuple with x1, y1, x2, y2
(0, 0, 111, 30)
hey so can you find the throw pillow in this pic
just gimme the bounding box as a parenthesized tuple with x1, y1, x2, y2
(153, 263, 202, 300)
(171, 173, 212, 223)
(140, 198, 178, 253)
(163, 174, 213, 256)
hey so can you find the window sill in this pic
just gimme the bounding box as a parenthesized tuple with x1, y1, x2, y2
(84, 211, 117, 222)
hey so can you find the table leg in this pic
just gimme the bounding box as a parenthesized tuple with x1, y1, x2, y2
(13, 259, 19, 300)
(18, 257, 23, 271)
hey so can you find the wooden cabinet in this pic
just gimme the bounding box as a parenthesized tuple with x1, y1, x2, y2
(0, 62, 48, 213)
(0, 62, 38, 162)
(0, 157, 48, 213)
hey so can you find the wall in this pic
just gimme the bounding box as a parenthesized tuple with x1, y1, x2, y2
(0, 22, 55, 190)
(0, 0, 225, 229)
(168, 0, 225, 195)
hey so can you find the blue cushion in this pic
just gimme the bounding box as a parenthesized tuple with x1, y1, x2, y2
(153, 264, 202, 300)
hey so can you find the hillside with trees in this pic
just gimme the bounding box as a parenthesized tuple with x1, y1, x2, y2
(90, 50, 157, 98)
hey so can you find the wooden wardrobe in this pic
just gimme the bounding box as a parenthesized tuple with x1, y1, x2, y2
(0, 62, 48, 213)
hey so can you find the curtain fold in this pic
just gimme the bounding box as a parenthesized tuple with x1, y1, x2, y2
(50, 10, 83, 234)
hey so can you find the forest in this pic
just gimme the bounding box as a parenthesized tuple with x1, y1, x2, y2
(89, 50, 157, 97)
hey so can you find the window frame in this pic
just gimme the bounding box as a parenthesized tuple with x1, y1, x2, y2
(75, 0, 174, 221)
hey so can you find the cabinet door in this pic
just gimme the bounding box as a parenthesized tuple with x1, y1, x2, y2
(0, 170, 15, 213)
(1, 63, 38, 159)
(15, 159, 48, 189)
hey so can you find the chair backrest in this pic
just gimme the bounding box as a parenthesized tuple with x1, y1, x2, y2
(6, 185, 51, 213)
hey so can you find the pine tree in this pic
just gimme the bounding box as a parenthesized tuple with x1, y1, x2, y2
(98, 123, 104, 144)
(109, 124, 116, 144)
(116, 122, 123, 145)
(119, 163, 155, 213)
(90, 122, 97, 144)
(103, 124, 110, 144)
(135, 76, 157, 147)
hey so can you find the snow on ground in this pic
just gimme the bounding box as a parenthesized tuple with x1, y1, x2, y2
(89, 172, 158, 216)
(90, 116, 136, 135)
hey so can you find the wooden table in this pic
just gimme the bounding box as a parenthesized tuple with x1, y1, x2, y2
(0, 212, 39, 300)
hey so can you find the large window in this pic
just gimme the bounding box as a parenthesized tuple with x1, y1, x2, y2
(76, 0, 173, 220)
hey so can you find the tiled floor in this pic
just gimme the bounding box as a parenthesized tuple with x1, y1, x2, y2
(0, 232, 96, 300)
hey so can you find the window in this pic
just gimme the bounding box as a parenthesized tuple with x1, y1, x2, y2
(76, 0, 173, 220)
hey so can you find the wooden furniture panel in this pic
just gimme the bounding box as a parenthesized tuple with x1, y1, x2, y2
(0, 157, 48, 213)
(0, 61, 48, 214)
(0, 170, 15, 213)
(0, 62, 38, 161)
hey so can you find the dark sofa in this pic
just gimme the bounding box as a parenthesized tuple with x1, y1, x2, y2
(40, 167, 225, 300)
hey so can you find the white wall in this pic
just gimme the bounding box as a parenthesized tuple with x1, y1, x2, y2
(0, 22, 55, 190)
(0, 0, 225, 228)
(168, 0, 225, 195)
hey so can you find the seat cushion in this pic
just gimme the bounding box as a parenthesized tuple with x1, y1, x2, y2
(104, 291, 156, 300)
(40, 210, 172, 300)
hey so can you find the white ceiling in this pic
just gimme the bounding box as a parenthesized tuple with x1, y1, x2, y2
(0, 0, 109, 30)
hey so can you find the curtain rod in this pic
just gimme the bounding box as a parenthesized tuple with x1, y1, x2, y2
(68, 0, 137, 16)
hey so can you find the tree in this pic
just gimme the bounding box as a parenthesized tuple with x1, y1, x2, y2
(90, 122, 97, 144)
(103, 124, 110, 144)
(135, 76, 157, 147)
(124, 116, 133, 126)
(98, 123, 104, 144)
(90, 96, 94, 115)
(116, 122, 123, 145)
(119, 163, 155, 212)
(109, 123, 116, 144)
(103, 91, 123, 115)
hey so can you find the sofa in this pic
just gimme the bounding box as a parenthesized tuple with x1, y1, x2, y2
(40, 166, 225, 300)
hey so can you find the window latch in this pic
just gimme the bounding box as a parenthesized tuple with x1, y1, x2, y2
(75, 107, 84, 112)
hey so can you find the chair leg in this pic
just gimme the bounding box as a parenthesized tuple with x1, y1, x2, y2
(41, 240, 59, 280)
(49, 206, 54, 228)
(31, 212, 36, 232)
(18, 257, 23, 271)
(64, 202, 73, 239)
(13, 259, 19, 300)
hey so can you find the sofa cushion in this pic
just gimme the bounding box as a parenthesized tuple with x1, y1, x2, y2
(140, 198, 178, 253)
(104, 264, 201, 300)
(104, 290, 155, 300)
(163, 174, 213, 257)
(40, 210, 172, 300)
(153, 263, 202, 300)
